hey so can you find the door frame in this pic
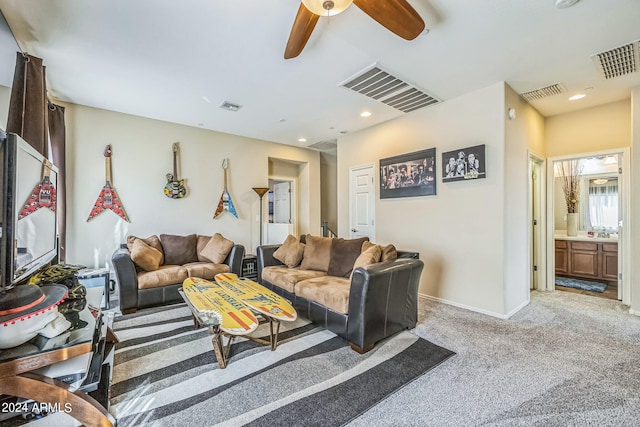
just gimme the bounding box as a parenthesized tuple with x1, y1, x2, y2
(529, 152, 546, 291)
(349, 163, 376, 242)
(545, 148, 630, 305)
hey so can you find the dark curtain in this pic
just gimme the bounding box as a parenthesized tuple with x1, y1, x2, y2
(6, 53, 48, 156)
(49, 103, 67, 263)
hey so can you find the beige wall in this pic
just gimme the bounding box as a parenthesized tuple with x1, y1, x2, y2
(339, 83, 523, 317)
(61, 103, 320, 267)
(320, 152, 338, 233)
(545, 99, 631, 157)
(631, 87, 640, 314)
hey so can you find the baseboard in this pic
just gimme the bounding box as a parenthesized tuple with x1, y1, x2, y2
(629, 308, 640, 317)
(418, 293, 529, 320)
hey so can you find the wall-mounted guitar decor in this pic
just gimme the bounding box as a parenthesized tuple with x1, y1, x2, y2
(87, 144, 130, 222)
(18, 160, 57, 219)
(214, 158, 238, 219)
(164, 142, 187, 199)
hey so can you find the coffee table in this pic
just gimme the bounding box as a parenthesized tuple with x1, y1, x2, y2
(178, 279, 296, 369)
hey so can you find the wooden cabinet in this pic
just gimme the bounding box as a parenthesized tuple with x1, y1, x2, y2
(554, 240, 568, 274)
(555, 239, 617, 282)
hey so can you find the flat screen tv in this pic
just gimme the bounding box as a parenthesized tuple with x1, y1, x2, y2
(0, 131, 58, 290)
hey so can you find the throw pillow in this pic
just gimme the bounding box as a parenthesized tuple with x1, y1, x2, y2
(130, 239, 163, 271)
(327, 237, 369, 278)
(350, 245, 382, 280)
(273, 235, 305, 268)
(160, 234, 198, 265)
(362, 241, 398, 262)
(127, 235, 164, 265)
(300, 235, 333, 272)
(199, 233, 234, 264)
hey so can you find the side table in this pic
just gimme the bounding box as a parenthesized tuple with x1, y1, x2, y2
(77, 267, 111, 309)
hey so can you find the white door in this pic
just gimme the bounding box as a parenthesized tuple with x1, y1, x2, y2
(350, 164, 375, 241)
(273, 182, 291, 224)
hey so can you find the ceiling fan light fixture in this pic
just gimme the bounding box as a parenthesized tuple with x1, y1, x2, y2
(302, 0, 353, 16)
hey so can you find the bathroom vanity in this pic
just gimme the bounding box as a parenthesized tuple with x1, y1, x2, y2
(554, 232, 618, 282)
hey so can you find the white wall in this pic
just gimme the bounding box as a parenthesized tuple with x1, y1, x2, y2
(61, 103, 320, 267)
(631, 87, 640, 315)
(0, 85, 9, 129)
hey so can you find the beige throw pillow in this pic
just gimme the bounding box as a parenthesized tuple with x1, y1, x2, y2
(131, 238, 163, 271)
(361, 241, 398, 262)
(127, 235, 164, 265)
(273, 235, 305, 268)
(199, 233, 234, 264)
(350, 245, 382, 280)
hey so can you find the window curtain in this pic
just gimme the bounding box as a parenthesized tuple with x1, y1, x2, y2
(6, 53, 48, 156)
(7, 52, 68, 262)
(49, 103, 67, 263)
(587, 180, 618, 231)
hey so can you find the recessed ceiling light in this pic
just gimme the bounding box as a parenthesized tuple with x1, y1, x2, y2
(569, 94, 586, 101)
(360, 111, 372, 117)
(298, 138, 307, 142)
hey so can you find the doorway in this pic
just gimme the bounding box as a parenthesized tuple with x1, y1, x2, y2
(349, 164, 376, 241)
(265, 178, 296, 245)
(547, 149, 630, 303)
(529, 153, 546, 291)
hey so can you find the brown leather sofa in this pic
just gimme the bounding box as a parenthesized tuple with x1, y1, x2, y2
(112, 233, 244, 313)
(257, 235, 423, 353)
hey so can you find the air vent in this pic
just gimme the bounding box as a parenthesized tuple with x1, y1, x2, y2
(307, 140, 337, 152)
(219, 101, 243, 112)
(591, 41, 639, 80)
(519, 83, 567, 101)
(340, 64, 440, 113)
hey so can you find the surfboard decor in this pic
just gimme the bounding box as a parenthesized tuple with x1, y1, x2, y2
(214, 158, 238, 219)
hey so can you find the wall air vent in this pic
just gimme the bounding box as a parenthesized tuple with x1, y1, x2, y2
(307, 140, 337, 152)
(591, 41, 639, 80)
(339, 64, 440, 113)
(519, 83, 567, 101)
(219, 101, 243, 112)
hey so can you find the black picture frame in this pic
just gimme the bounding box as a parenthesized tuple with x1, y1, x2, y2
(442, 144, 486, 183)
(379, 148, 436, 199)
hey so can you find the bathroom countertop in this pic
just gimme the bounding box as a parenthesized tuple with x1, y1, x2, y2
(554, 232, 618, 243)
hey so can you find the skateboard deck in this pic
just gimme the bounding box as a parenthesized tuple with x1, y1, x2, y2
(182, 277, 258, 335)
(214, 273, 297, 322)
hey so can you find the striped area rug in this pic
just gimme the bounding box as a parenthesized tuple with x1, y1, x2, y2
(110, 304, 454, 426)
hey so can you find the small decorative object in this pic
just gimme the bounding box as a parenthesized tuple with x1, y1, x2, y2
(214, 158, 238, 219)
(556, 159, 583, 237)
(164, 142, 187, 199)
(379, 148, 436, 199)
(252, 187, 270, 246)
(18, 159, 57, 219)
(442, 144, 486, 182)
(87, 145, 130, 222)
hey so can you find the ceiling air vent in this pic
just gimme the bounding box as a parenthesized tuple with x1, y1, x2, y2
(307, 140, 337, 152)
(219, 101, 242, 112)
(519, 83, 567, 102)
(591, 41, 639, 80)
(340, 64, 440, 113)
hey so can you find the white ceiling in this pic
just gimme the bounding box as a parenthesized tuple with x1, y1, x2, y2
(0, 0, 639, 149)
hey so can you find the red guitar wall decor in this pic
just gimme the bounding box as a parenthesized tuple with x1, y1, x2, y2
(86, 145, 130, 222)
(18, 160, 57, 220)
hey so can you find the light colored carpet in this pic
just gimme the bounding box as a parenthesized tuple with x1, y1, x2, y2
(347, 290, 640, 426)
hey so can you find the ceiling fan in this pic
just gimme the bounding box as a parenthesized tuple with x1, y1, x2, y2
(284, 0, 425, 59)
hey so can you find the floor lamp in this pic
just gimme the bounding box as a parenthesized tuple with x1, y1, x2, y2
(252, 187, 269, 246)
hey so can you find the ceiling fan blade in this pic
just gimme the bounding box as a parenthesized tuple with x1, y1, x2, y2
(284, 3, 320, 59)
(353, 0, 425, 40)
